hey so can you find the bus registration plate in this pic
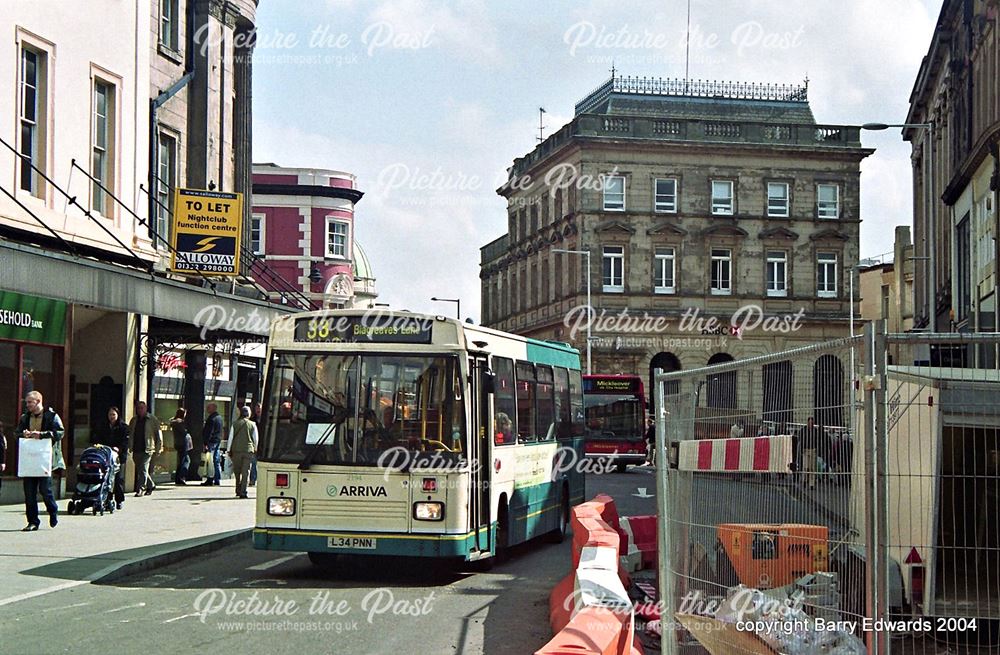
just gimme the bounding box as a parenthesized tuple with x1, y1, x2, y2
(328, 536, 377, 550)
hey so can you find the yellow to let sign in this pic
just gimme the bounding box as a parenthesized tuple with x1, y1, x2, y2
(170, 188, 243, 276)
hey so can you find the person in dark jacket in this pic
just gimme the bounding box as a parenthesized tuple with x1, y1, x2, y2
(170, 408, 193, 485)
(93, 406, 129, 509)
(15, 391, 64, 531)
(201, 403, 224, 486)
(798, 417, 823, 488)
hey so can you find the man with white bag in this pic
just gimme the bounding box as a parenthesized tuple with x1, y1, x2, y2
(15, 391, 64, 531)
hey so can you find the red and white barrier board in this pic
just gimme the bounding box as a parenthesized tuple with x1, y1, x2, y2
(677, 435, 793, 473)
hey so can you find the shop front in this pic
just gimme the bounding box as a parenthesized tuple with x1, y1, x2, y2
(0, 291, 68, 503)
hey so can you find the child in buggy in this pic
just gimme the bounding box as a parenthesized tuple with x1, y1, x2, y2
(68, 445, 118, 515)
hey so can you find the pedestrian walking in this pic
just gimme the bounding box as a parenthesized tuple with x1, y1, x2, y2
(16, 391, 64, 531)
(228, 406, 258, 498)
(128, 402, 162, 496)
(644, 417, 655, 466)
(201, 402, 223, 486)
(93, 406, 129, 509)
(729, 422, 744, 439)
(798, 417, 822, 488)
(249, 401, 262, 487)
(170, 408, 193, 485)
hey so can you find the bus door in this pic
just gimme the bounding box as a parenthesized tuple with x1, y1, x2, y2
(469, 355, 493, 553)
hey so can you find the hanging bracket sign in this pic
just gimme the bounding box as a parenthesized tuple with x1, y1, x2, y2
(170, 188, 243, 276)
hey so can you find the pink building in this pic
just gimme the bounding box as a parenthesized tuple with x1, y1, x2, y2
(251, 164, 378, 308)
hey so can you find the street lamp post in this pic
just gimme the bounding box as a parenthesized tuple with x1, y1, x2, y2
(430, 296, 460, 320)
(553, 248, 592, 375)
(862, 121, 935, 332)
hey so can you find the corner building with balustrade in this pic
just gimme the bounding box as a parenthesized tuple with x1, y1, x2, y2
(480, 76, 873, 422)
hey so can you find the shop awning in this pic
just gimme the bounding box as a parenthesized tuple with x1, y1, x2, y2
(0, 239, 295, 337)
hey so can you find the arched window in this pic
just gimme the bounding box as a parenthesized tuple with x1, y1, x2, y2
(813, 355, 844, 427)
(762, 360, 793, 427)
(648, 352, 682, 411)
(706, 353, 737, 409)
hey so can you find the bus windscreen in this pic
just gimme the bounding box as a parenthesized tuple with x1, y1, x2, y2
(583, 394, 643, 438)
(260, 352, 466, 466)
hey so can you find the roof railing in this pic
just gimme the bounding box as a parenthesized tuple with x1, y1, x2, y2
(575, 75, 809, 114)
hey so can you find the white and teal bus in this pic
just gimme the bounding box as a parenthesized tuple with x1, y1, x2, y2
(253, 309, 586, 564)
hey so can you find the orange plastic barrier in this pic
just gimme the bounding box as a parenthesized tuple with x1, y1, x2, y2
(572, 516, 620, 569)
(543, 497, 639, 655)
(549, 572, 576, 633)
(624, 515, 657, 569)
(535, 607, 630, 655)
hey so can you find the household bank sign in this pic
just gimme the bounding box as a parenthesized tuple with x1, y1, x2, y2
(0, 291, 67, 346)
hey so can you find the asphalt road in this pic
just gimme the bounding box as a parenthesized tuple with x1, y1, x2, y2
(0, 468, 852, 655)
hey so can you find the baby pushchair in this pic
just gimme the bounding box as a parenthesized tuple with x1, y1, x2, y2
(68, 445, 117, 515)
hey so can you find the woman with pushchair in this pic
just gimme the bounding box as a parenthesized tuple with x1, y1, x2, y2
(92, 407, 129, 509)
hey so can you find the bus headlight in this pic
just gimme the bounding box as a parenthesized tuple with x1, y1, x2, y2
(413, 502, 444, 521)
(268, 497, 296, 516)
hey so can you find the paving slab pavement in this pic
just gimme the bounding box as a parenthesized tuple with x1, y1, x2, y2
(0, 479, 255, 607)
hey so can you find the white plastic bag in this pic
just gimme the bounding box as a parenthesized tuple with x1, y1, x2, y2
(18, 437, 52, 477)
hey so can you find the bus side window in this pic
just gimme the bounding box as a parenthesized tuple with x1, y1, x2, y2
(536, 365, 555, 441)
(568, 369, 584, 437)
(554, 367, 571, 440)
(515, 361, 536, 443)
(493, 357, 517, 446)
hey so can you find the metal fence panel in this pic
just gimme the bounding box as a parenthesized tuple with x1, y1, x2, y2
(655, 327, 1000, 655)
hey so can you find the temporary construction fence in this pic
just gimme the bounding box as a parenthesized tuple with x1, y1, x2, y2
(652, 323, 1000, 655)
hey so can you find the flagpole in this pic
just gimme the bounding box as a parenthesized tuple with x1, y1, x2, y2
(685, 0, 692, 93)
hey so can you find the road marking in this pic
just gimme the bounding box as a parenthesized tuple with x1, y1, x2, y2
(244, 578, 288, 587)
(43, 602, 92, 613)
(164, 612, 201, 624)
(105, 603, 146, 613)
(221, 577, 241, 584)
(0, 581, 89, 608)
(247, 554, 300, 571)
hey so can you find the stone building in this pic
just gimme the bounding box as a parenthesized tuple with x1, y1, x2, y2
(150, 0, 257, 256)
(0, 0, 287, 500)
(858, 227, 916, 336)
(905, 0, 999, 365)
(480, 75, 873, 412)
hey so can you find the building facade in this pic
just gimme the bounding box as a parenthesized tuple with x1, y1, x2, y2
(858, 227, 916, 336)
(252, 164, 378, 309)
(480, 75, 873, 408)
(0, 0, 285, 501)
(906, 0, 999, 363)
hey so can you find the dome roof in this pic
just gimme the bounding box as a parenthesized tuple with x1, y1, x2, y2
(353, 241, 375, 280)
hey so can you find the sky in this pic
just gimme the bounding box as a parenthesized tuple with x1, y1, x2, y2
(252, 0, 944, 321)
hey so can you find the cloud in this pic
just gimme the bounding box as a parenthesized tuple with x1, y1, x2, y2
(364, 0, 502, 64)
(253, 0, 942, 319)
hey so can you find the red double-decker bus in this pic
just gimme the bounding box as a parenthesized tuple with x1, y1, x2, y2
(582, 374, 647, 473)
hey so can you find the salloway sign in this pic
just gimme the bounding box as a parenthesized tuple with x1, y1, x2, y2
(170, 188, 244, 276)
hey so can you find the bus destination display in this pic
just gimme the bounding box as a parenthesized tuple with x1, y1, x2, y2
(583, 377, 641, 394)
(293, 315, 433, 344)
